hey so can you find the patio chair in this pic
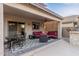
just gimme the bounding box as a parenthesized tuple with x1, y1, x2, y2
(47, 31, 58, 39)
(33, 31, 43, 38)
(5, 37, 17, 51)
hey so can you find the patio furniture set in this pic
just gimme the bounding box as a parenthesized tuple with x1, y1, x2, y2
(5, 35, 26, 52)
(4, 31, 58, 53)
(29, 31, 58, 42)
(29, 31, 58, 39)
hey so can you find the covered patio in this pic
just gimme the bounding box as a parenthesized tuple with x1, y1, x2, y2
(0, 3, 62, 56)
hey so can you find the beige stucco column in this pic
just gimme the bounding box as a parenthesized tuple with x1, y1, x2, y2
(58, 21, 62, 39)
(0, 4, 4, 56)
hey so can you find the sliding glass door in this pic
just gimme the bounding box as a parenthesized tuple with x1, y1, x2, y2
(8, 21, 25, 37)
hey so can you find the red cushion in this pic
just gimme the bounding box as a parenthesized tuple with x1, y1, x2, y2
(47, 31, 58, 38)
(47, 31, 57, 35)
(33, 31, 43, 38)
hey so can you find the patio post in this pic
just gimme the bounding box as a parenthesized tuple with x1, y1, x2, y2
(58, 21, 62, 39)
(0, 4, 4, 56)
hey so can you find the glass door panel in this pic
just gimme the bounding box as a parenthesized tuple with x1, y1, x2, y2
(8, 21, 25, 37)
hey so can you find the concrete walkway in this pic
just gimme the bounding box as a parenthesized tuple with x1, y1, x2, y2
(29, 39, 79, 56)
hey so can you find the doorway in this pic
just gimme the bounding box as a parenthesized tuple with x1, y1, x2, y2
(8, 21, 25, 37)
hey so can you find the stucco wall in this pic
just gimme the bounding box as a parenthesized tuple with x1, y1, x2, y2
(44, 21, 58, 32)
(70, 31, 79, 46)
(62, 16, 78, 23)
(4, 3, 62, 39)
(62, 23, 74, 27)
(4, 14, 44, 39)
(62, 16, 79, 38)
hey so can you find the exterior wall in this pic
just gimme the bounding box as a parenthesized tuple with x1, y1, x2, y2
(62, 16, 79, 38)
(4, 3, 62, 39)
(44, 21, 58, 32)
(62, 23, 74, 27)
(0, 4, 4, 56)
(44, 21, 62, 39)
(62, 27, 74, 37)
(70, 31, 79, 46)
(62, 22, 74, 37)
(4, 14, 44, 39)
(4, 14, 62, 39)
(62, 16, 78, 23)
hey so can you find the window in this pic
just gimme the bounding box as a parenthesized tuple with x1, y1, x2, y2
(32, 22, 40, 30)
(8, 21, 25, 37)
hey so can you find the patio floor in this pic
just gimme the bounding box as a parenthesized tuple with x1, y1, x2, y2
(29, 39, 79, 56)
(4, 39, 58, 56)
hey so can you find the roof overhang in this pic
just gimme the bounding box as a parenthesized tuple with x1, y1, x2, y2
(31, 3, 63, 20)
(4, 3, 61, 22)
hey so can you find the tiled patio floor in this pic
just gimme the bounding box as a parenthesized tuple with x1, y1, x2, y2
(4, 39, 58, 56)
(30, 39, 79, 56)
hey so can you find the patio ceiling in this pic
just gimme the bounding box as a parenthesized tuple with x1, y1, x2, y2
(4, 4, 53, 22)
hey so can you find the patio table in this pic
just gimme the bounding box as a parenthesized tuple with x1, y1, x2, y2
(39, 34, 49, 43)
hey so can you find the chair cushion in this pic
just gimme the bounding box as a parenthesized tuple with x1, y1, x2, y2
(47, 31, 58, 38)
(33, 31, 43, 38)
